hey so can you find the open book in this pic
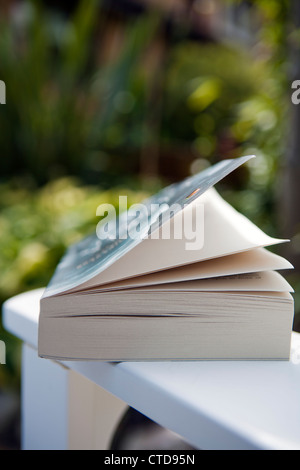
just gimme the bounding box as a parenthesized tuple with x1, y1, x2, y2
(38, 155, 294, 361)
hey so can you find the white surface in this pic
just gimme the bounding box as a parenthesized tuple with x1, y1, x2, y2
(22, 343, 69, 450)
(3, 288, 300, 450)
(21, 343, 127, 450)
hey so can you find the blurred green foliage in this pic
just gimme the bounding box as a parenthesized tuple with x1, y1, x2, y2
(163, 41, 287, 234)
(0, 0, 161, 186)
(0, 0, 100, 184)
(0, 0, 288, 190)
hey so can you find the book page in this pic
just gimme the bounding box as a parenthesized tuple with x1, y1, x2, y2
(88, 248, 293, 291)
(43, 155, 257, 297)
(123, 271, 294, 293)
(68, 188, 287, 292)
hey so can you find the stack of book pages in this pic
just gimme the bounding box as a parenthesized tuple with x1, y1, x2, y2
(38, 155, 294, 361)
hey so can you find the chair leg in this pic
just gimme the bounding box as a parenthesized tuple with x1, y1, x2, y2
(21, 343, 69, 450)
(21, 343, 128, 450)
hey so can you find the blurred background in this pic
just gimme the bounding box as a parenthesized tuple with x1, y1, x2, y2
(0, 0, 300, 450)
